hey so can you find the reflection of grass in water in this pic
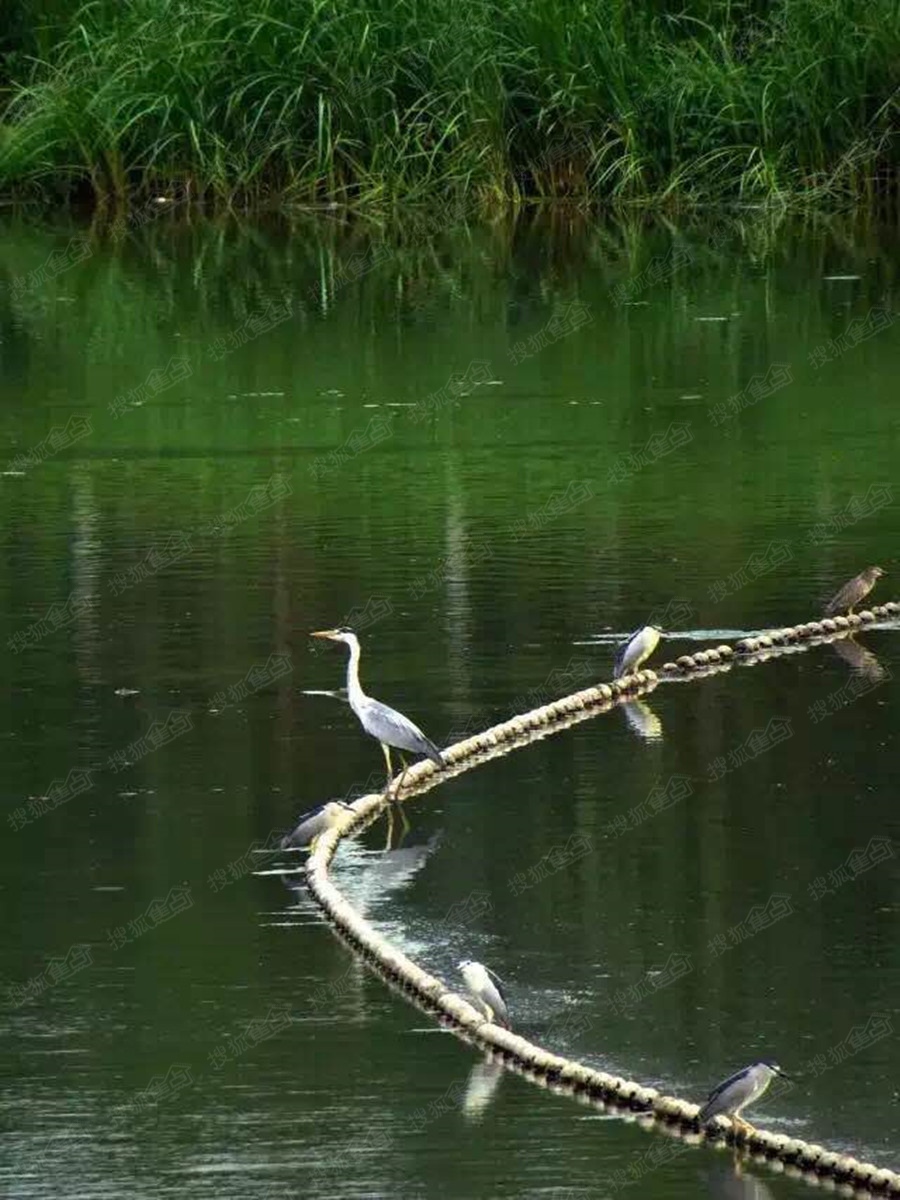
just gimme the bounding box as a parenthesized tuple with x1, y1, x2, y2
(2, 207, 896, 606)
(1, 0, 899, 206)
(2, 205, 897, 372)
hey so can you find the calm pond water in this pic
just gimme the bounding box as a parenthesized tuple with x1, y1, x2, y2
(1, 207, 898, 1199)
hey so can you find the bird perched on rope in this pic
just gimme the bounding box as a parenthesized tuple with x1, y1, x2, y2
(613, 624, 662, 679)
(697, 1061, 790, 1135)
(824, 565, 884, 616)
(282, 800, 354, 849)
(458, 960, 511, 1028)
(311, 627, 444, 799)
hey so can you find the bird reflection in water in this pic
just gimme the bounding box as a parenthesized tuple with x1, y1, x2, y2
(311, 832, 443, 923)
(831, 635, 887, 683)
(461, 1057, 505, 1121)
(707, 1159, 775, 1200)
(622, 698, 664, 740)
(277, 832, 442, 919)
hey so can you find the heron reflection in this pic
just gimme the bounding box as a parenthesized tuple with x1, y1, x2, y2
(707, 1160, 776, 1200)
(347, 832, 443, 914)
(461, 1057, 505, 1120)
(622, 697, 663, 740)
(831, 635, 886, 683)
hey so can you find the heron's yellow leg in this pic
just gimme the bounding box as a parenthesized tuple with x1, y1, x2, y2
(380, 743, 394, 797)
(733, 1115, 754, 1138)
(391, 754, 412, 837)
(381, 798, 409, 850)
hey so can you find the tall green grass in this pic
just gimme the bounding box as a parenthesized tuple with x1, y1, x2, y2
(1, 0, 899, 207)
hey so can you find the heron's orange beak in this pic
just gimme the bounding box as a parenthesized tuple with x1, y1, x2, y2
(310, 629, 340, 640)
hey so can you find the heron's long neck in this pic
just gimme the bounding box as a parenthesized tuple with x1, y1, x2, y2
(345, 639, 367, 708)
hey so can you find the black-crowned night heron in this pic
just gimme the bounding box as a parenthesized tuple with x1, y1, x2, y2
(824, 565, 884, 616)
(282, 800, 354, 848)
(311, 628, 444, 798)
(613, 625, 662, 679)
(458, 960, 510, 1028)
(697, 1061, 789, 1135)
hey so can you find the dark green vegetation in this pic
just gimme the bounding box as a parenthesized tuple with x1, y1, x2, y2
(2, 0, 900, 204)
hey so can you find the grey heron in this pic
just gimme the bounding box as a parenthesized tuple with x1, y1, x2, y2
(697, 1061, 789, 1135)
(614, 624, 662, 679)
(458, 959, 510, 1028)
(282, 800, 354, 849)
(824, 565, 883, 616)
(311, 627, 444, 798)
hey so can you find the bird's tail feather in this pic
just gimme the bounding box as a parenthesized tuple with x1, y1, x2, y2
(425, 740, 445, 768)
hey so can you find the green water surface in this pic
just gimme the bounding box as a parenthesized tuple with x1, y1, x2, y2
(1, 208, 898, 1199)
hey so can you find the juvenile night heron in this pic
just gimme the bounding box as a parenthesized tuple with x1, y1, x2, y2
(697, 1061, 789, 1135)
(311, 628, 445, 798)
(282, 800, 354, 849)
(613, 625, 662, 679)
(824, 565, 884, 616)
(458, 960, 510, 1028)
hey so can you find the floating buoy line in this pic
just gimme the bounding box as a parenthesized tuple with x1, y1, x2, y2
(296, 601, 900, 1196)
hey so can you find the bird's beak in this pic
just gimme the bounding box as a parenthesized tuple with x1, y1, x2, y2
(310, 629, 339, 640)
(777, 1068, 793, 1080)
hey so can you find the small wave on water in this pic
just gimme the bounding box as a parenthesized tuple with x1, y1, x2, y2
(575, 628, 756, 645)
(578, 619, 900, 647)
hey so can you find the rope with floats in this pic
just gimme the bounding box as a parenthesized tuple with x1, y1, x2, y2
(300, 600, 900, 1197)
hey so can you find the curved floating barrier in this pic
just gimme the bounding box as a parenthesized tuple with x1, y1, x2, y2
(302, 601, 900, 1196)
